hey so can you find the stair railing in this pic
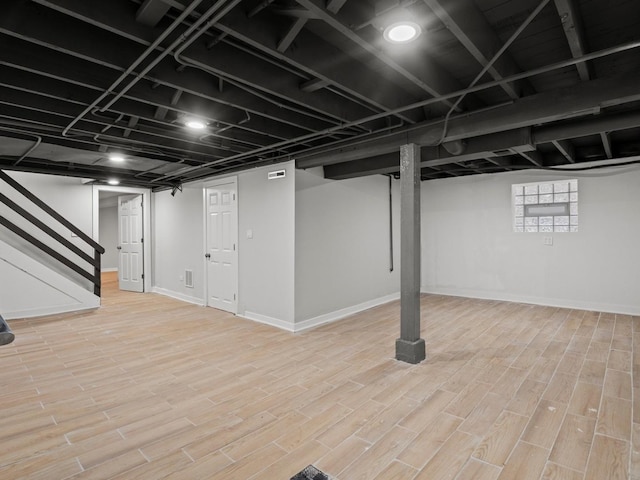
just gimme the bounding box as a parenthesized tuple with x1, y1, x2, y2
(0, 170, 105, 296)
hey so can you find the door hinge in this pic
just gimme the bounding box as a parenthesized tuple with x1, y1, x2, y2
(234, 293, 236, 300)
(233, 244, 236, 251)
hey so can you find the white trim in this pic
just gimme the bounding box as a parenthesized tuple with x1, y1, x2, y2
(240, 293, 401, 333)
(293, 292, 401, 333)
(421, 287, 640, 316)
(3, 304, 99, 320)
(101, 267, 118, 272)
(239, 312, 295, 332)
(151, 286, 205, 306)
(93, 185, 152, 293)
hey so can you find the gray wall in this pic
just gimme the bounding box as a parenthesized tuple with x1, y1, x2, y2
(0, 172, 94, 288)
(421, 165, 640, 315)
(152, 185, 205, 303)
(151, 161, 296, 326)
(98, 205, 118, 270)
(295, 168, 400, 323)
(238, 163, 295, 326)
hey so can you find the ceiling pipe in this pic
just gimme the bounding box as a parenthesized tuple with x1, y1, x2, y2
(0, 126, 43, 166)
(98, 0, 238, 113)
(2, 99, 244, 157)
(172, 11, 367, 132)
(131, 4, 376, 133)
(1, 116, 231, 164)
(436, 0, 552, 146)
(62, 0, 205, 137)
(153, 40, 640, 183)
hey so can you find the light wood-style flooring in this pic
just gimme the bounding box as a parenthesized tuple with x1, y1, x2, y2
(1, 272, 638, 479)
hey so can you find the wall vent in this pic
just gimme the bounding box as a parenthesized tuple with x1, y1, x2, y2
(268, 169, 286, 180)
(185, 269, 194, 288)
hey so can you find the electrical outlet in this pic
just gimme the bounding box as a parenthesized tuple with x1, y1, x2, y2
(179, 275, 184, 282)
(543, 236, 553, 246)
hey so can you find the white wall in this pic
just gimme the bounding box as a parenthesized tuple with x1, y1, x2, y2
(152, 185, 205, 304)
(0, 239, 99, 319)
(0, 172, 94, 288)
(98, 205, 118, 270)
(150, 161, 297, 327)
(295, 168, 400, 327)
(238, 162, 295, 328)
(421, 165, 640, 315)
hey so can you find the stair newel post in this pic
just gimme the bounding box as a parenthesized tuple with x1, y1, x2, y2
(94, 249, 101, 297)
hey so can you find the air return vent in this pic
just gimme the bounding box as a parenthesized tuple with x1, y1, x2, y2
(268, 169, 286, 180)
(185, 269, 194, 288)
(290, 465, 329, 480)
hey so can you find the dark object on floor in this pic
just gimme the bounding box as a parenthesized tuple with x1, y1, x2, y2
(0, 315, 15, 346)
(290, 465, 329, 480)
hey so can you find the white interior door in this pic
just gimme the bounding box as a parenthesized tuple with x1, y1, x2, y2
(118, 194, 144, 292)
(206, 182, 237, 313)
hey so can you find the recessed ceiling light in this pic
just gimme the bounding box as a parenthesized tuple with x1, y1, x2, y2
(383, 21, 421, 44)
(185, 119, 207, 130)
(109, 153, 125, 162)
(107, 179, 120, 185)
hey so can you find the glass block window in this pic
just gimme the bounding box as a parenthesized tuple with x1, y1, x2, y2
(513, 179, 578, 233)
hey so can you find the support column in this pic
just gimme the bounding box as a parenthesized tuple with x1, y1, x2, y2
(396, 143, 426, 364)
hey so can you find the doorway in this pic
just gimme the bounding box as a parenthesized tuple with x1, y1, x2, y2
(204, 177, 238, 314)
(93, 186, 151, 293)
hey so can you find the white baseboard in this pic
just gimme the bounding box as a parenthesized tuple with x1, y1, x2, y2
(294, 292, 401, 333)
(3, 302, 100, 320)
(239, 312, 295, 332)
(421, 286, 640, 316)
(101, 267, 118, 272)
(151, 287, 205, 306)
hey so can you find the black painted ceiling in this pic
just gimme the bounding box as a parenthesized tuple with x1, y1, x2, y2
(1, 0, 639, 190)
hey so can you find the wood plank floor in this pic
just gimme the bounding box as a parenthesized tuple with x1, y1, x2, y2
(1, 272, 638, 479)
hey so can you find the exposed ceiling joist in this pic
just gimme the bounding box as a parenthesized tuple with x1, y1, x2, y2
(1, 0, 639, 188)
(20, 0, 379, 127)
(326, 0, 349, 14)
(553, 0, 591, 81)
(277, 18, 308, 52)
(600, 132, 613, 159)
(295, 0, 466, 111)
(212, 6, 425, 124)
(423, 0, 525, 100)
(552, 139, 575, 163)
(135, 0, 172, 27)
(323, 128, 534, 178)
(297, 72, 640, 168)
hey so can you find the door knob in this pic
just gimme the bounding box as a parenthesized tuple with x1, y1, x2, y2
(117, 246, 122, 250)
(205, 253, 211, 258)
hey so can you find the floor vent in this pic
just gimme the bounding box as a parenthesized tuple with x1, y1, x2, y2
(184, 269, 194, 288)
(290, 465, 329, 480)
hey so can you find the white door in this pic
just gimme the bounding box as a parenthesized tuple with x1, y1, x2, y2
(206, 182, 237, 313)
(118, 194, 144, 292)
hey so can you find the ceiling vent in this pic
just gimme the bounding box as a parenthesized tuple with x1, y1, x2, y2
(268, 169, 286, 180)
